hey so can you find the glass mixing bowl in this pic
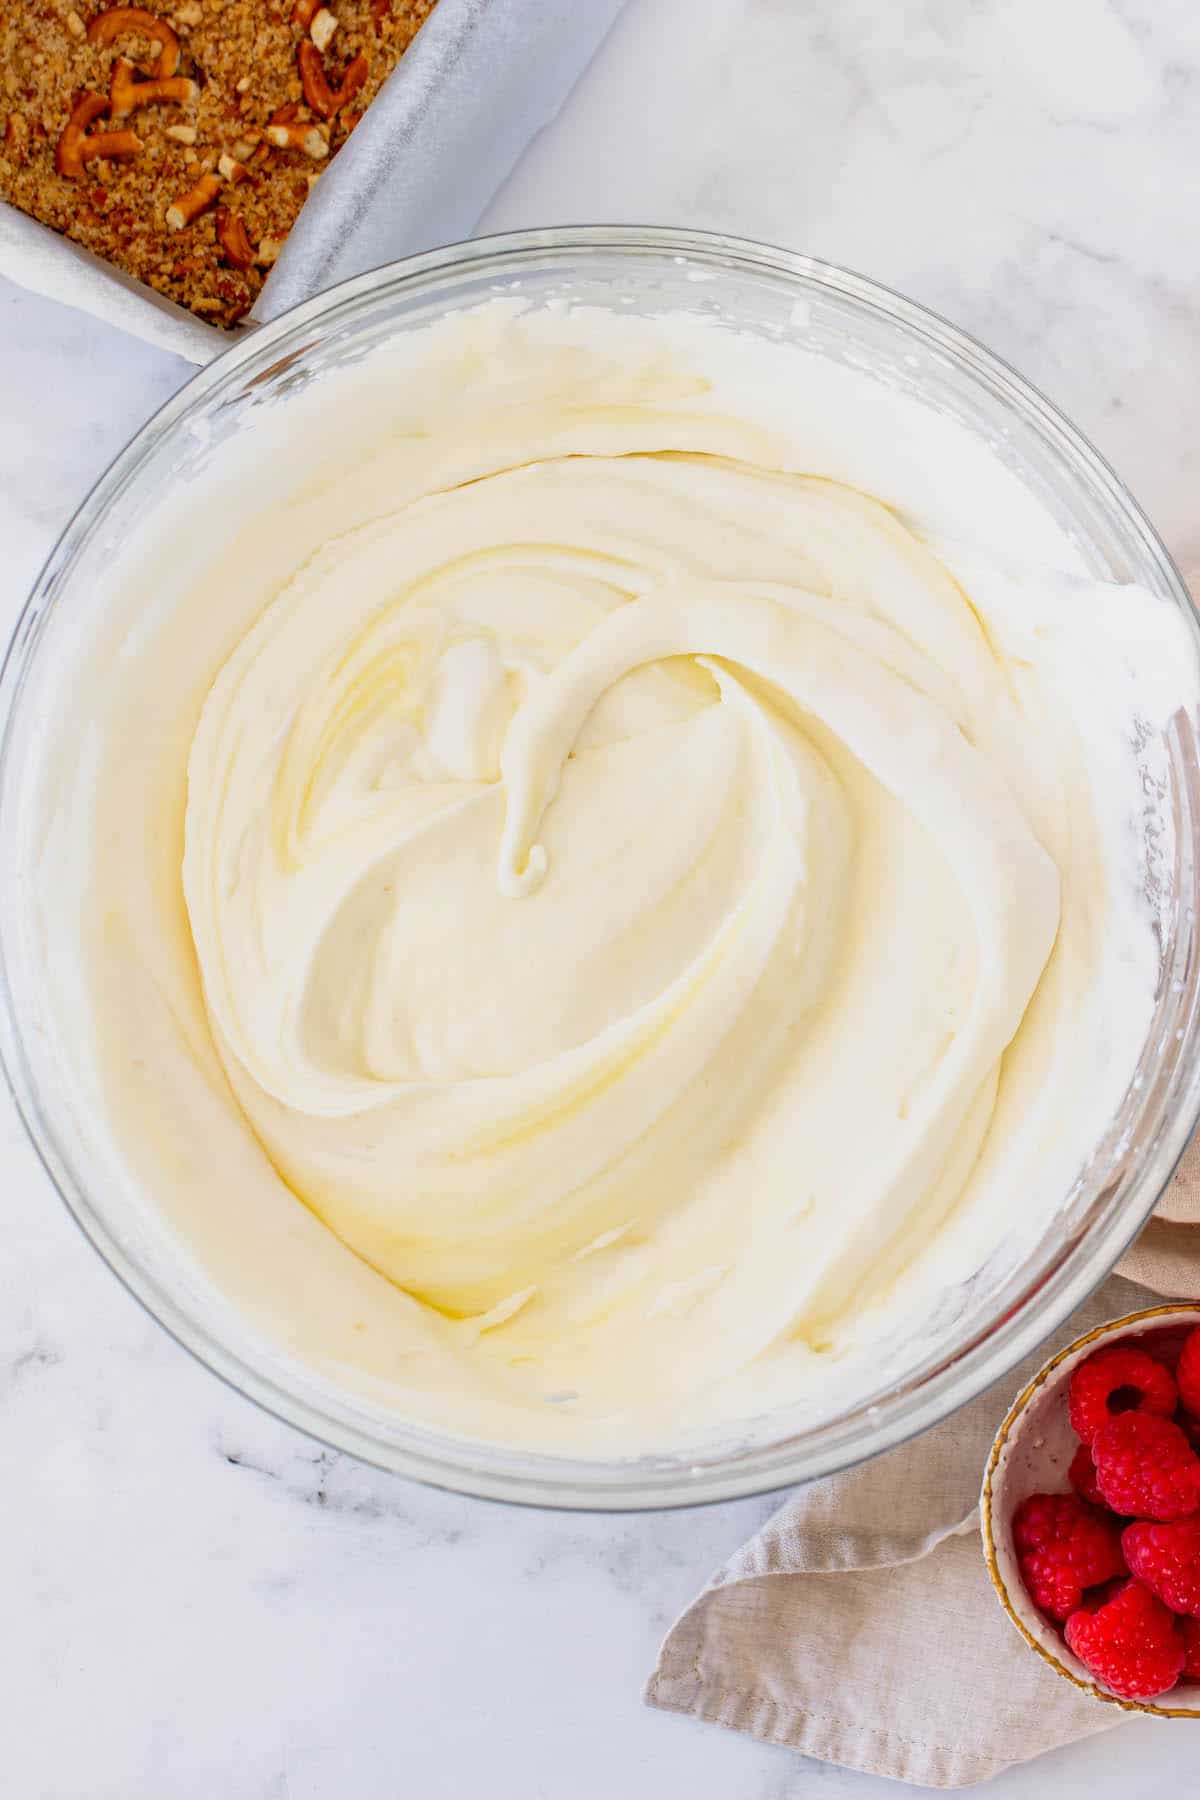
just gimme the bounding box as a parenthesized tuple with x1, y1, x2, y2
(3, 227, 1199, 1509)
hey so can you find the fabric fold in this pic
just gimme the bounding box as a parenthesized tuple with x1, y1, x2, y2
(646, 1273, 1165, 1786)
(647, 1530, 1113, 1788)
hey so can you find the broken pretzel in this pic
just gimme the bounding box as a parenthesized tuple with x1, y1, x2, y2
(297, 42, 368, 121)
(55, 90, 142, 178)
(109, 56, 197, 119)
(165, 169, 220, 228)
(214, 206, 253, 269)
(87, 7, 182, 78)
(88, 9, 196, 120)
(264, 119, 328, 158)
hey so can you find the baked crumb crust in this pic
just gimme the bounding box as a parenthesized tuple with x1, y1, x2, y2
(0, 0, 437, 327)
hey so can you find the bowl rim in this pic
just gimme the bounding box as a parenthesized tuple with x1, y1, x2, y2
(981, 1301, 1200, 1717)
(3, 223, 1200, 1509)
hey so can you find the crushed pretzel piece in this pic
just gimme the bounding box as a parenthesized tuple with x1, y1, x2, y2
(292, 0, 320, 25)
(65, 10, 86, 38)
(297, 40, 368, 118)
(255, 234, 283, 265)
(165, 122, 197, 143)
(82, 128, 143, 162)
(297, 41, 336, 116)
(174, 1, 203, 23)
(65, 90, 110, 130)
(165, 168, 220, 227)
(109, 56, 198, 118)
(87, 8, 182, 79)
(310, 7, 337, 51)
(217, 151, 253, 182)
(4, 111, 28, 155)
(215, 205, 253, 268)
(335, 49, 368, 107)
(264, 120, 328, 158)
(55, 90, 111, 178)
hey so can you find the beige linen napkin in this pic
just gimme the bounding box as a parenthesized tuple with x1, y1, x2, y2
(1117, 1147, 1200, 1292)
(646, 1142, 1200, 1787)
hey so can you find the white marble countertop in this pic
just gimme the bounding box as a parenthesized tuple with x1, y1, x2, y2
(3, 2, 1198, 1793)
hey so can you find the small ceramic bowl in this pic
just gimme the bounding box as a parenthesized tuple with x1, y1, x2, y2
(982, 1303, 1200, 1715)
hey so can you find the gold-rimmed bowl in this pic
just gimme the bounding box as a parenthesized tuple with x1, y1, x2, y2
(982, 1303, 1200, 1715)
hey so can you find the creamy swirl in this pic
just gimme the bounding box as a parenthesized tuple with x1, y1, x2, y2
(58, 305, 1186, 1451)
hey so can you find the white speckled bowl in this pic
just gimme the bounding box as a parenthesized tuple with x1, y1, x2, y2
(982, 1303, 1200, 1715)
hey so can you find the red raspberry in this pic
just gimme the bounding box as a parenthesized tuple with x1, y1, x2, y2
(1093, 1413, 1200, 1521)
(1122, 1518, 1200, 1616)
(1177, 1326, 1200, 1419)
(1181, 1616, 1200, 1681)
(1065, 1579, 1185, 1699)
(1068, 1343, 1177, 1444)
(1069, 1442, 1106, 1507)
(1012, 1493, 1126, 1620)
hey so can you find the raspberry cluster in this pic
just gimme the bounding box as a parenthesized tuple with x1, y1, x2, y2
(1012, 1326, 1200, 1701)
